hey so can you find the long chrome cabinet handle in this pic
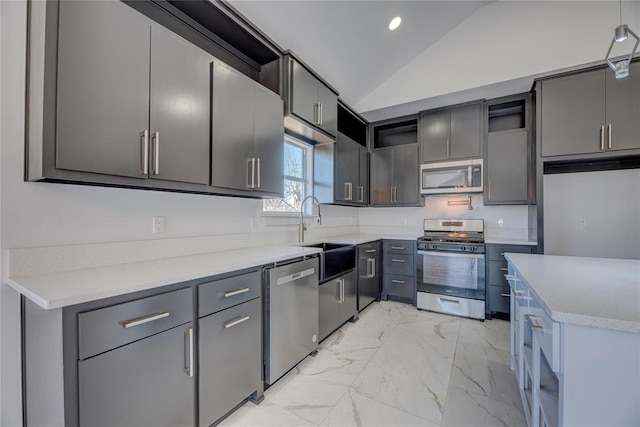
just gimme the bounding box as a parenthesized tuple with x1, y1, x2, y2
(152, 132, 160, 175)
(365, 249, 377, 253)
(255, 157, 261, 189)
(140, 130, 149, 175)
(122, 311, 169, 328)
(367, 258, 375, 278)
(391, 259, 406, 263)
(600, 125, 605, 151)
(358, 186, 364, 203)
(223, 287, 250, 298)
(607, 123, 612, 149)
(335, 280, 340, 302)
(186, 326, 194, 377)
(391, 246, 405, 250)
(246, 158, 256, 189)
(524, 314, 543, 332)
(344, 182, 352, 200)
(224, 315, 250, 329)
(319, 102, 323, 125)
(500, 293, 510, 297)
(500, 267, 508, 272)
(504, 274, 519, 281)
(446, 139, 451, 158)
(391, 279, 405, 284)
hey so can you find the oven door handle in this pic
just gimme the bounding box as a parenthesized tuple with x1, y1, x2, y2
(417, 250, 484, 259)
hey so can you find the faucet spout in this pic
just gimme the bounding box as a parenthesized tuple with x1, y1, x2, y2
(299, 196, 321, 243)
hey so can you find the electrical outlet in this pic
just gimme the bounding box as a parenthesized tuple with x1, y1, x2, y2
(153, 216, 165, 234)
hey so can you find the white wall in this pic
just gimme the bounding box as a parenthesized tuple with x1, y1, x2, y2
(0, 3, 359, 424)
(359, 194, 531, 240)
(543, 169, 640, 259)
(357, 1, 640, 113)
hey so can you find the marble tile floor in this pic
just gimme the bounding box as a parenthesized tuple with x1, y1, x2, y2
(219, 301, 526, 427)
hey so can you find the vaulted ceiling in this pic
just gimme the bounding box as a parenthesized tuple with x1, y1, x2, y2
(228, 0, 640, 118)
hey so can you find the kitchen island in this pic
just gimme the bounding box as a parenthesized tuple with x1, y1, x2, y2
(505, 253, 640, 427)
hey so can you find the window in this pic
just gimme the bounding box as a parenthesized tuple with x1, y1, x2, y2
(262, 136, 313, 214)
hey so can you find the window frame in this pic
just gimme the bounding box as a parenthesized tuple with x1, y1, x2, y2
(261, 135, 314, 216)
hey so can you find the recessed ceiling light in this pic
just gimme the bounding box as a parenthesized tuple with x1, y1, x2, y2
(388, 16, 402, 31)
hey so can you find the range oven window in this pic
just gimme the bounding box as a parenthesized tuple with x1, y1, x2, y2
(418, 252, 481, 290)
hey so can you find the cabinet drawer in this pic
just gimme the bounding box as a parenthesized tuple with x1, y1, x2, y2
(358, 241, 381, 255)
(78, 287, 193, 360)
(486, 244, 534, 261)
(488, 285, 511, 314)
(383, 274, 414, 298)
(199, 298, 262, 426)
(383, 254, 414, 276)
(199, 270, 261, 317)
(383, 240, 415, 255)
(487, 260, 509, 286)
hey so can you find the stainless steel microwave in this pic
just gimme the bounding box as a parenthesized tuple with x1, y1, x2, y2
(420, 159, 483, 195)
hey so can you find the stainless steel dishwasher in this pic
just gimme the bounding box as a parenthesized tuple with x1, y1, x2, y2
(264, 257, 319, 385)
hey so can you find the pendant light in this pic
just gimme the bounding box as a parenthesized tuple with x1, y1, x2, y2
(605, 0, 639, 79)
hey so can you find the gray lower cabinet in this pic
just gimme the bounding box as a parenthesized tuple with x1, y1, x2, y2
(199, 298, 262, 427)
(381, 240, 416, 304)
(57, 0, 210, 184)
(357, 241, 381, 311)
(370, 144, 420, 206)
(539, 63, 640, 158)
(77, 288, 195, 427)
(485, 243, 536, 317)
(421, 103, 482, 163)
(212, 62, 284, 196)
(318, 269, 357, 342)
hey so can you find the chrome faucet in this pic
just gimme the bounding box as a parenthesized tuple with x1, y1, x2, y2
(299, 195, 321, 243)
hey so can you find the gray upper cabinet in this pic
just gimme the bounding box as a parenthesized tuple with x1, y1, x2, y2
(148, 25, 211, 185)
(212, 62, 284, 197)
(484, 95, 533, 205)
(370, 145, 420, 206)
(334, 134, 368, 205)
(56, 0, 151, 179)
(421, 103, 482, 163)
(540, 63, 640, 157)
(57, 0, 210, 185)
(287, 55, 338, 137)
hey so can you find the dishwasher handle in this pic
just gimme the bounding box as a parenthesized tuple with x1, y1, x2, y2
(276, 267, 316, 286)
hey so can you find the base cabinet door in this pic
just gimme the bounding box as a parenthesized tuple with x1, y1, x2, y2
(339, 270, 358, 322)
(78, 323, 195, 427)
(199, 298, 262, 427)
(319, 279, 341, 341)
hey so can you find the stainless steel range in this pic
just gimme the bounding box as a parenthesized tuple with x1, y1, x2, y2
(416, 219, 485, 320)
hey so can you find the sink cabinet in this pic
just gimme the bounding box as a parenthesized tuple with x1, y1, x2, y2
(319, 269, 357, 342)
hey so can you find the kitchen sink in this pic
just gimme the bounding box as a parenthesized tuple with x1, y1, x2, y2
(302, 242, 356, 281)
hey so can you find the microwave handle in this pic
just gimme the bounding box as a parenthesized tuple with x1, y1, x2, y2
(468, 165, 473, 187)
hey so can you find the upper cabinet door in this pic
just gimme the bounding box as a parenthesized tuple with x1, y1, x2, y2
(605, 61, 640, 152)
(485, 130, 529, 204)
(317, 85, 338, 137)
(393, 144, 419, 205)
(56, 0, 151, 178)
(211, 63, 255, 191)
(290, 61, 319, 126)
(358, 147, 369, 205)
(334, 134, 352, 202)
(149, 25, 211, 185)
(370, 149, 394, 205)
(421, 111, 450, 162)
(540, 70, 606, 157)
(450, 104, 482, 159)
(253, 86, 284, 196)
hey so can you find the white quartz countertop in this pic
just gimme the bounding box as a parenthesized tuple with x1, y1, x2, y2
(504, 253, 640, 333)
(8, 245, 321, 310)
(314, 234, 419, 245)
(484, 237, 537, 246)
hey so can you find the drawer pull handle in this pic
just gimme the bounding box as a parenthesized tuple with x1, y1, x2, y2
(504, 274, 519, 282)
(365, 249, 377, 253)
(122, 311, 169, 329)
(500, 293, 510, 297)
(500, 267, 508, 272)
(391, 279, 405, 284)
(438, 297, 459, 304)
(391, 246, 406, 250)
(224, 315, 250, 329)
(391, 259, 406, 263)
(223, 288, 250, 298)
